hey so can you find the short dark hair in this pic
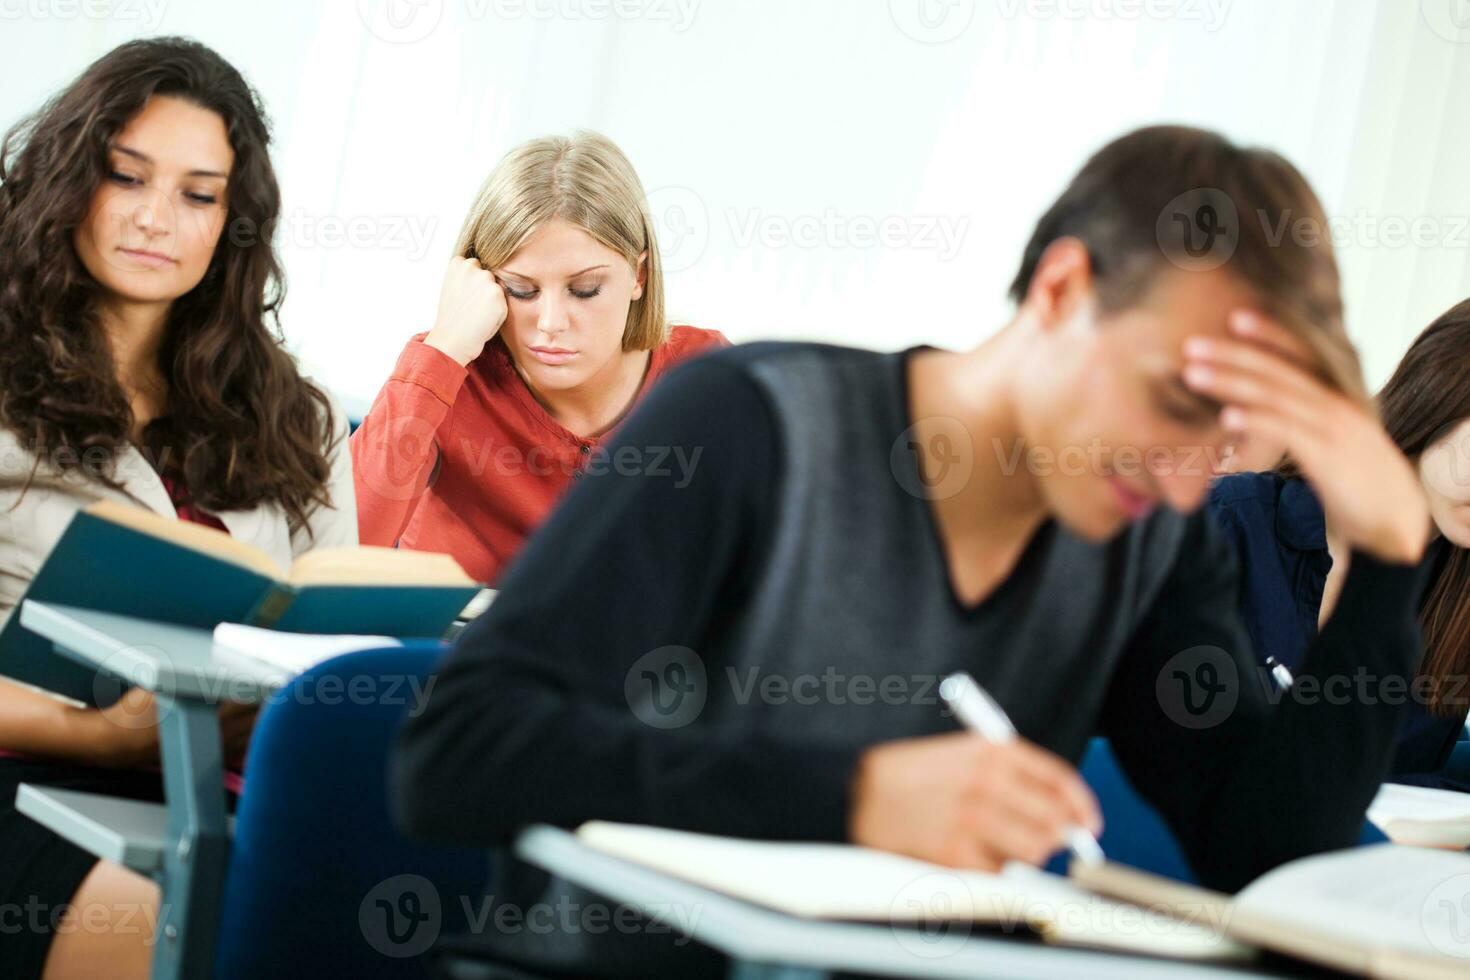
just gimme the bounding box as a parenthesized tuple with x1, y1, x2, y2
(1009, 125, 1366, 404)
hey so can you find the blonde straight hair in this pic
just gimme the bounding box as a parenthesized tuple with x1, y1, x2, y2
(453, 131, 667, 350)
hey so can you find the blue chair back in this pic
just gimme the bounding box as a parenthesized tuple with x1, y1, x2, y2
(216, 643, 491, 979)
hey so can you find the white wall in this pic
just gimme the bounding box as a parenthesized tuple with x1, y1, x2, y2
(4, 0, 1470, 414)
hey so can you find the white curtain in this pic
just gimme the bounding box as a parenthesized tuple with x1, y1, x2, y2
(4, 0, 1468, 411)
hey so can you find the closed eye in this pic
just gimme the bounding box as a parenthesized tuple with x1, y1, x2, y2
(1157, 379, 1223, 426)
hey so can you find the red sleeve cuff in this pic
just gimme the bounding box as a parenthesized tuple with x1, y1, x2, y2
(393, 337, 469, 407)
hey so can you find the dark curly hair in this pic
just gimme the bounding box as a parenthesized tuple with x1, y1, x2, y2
(0, 36, 333, 531)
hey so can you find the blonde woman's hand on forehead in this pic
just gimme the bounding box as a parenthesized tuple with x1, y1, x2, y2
(1182, 309, 1429, 566)
(424, 255, 509, 368)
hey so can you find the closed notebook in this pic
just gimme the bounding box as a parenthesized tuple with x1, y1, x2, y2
(577, 822, 1470, 976)
(0, 499, 480, 706)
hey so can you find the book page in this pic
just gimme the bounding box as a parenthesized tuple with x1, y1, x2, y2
(212, 622, 401, 680)
(87, 499, 282, 579)
(1369, 784, 1470, 848)
(286, 546, 475, 587)
(576, 822, 1250, 960)
(1234, 844, 1470, 965)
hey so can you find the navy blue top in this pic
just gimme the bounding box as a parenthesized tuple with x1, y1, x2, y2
(1209, 472, 1466, 789)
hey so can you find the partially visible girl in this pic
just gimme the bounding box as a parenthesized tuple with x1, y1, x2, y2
(1212, 301, 1470, 789)
(0, 38, 356, 979)
(351, 132, 727, 583)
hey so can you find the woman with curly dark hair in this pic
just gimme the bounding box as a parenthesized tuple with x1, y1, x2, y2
(0, 38, 356, 979)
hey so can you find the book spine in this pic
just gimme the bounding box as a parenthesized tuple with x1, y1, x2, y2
(245, 585, 298, 629)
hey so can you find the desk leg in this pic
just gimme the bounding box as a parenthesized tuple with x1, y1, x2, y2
(151, 696, 229, 980)
(728, 965, 828, 980)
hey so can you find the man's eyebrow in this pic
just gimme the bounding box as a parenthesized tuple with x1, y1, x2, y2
(1161, 375, 1225, 418)
(112, 144, 229, 179)
(498, 264, 611, 281)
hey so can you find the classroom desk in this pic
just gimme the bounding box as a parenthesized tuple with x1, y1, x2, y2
(15, 601, 281, 980)
(512, 825, 1324, 980)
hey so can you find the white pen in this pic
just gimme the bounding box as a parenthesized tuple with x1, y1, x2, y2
(938, 672, 1106, 868)
(1264, 656, 1295, 691)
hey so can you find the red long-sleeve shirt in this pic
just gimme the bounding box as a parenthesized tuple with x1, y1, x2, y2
(351, 325, 729, 584)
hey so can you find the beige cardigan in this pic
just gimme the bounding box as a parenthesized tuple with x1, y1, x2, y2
(0, 402, 358, 630)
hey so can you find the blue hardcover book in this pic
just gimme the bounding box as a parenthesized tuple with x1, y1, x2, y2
(0, 500, 481, 706)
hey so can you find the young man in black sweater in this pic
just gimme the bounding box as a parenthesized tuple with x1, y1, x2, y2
(393, 126, 1430, 976)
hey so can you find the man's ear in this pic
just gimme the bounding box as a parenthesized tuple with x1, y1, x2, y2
(1024, 237, 1094, 331)
(632, 250, 648, 300)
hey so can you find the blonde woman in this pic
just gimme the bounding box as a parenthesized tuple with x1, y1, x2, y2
(353, 131, 727, 583)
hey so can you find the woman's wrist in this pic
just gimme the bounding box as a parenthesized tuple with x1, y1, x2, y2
(422, 326, 477, 367)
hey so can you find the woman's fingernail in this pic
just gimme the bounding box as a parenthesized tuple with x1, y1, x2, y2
(1184, 365, 1213, 386)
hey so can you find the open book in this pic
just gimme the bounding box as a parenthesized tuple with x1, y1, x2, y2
(575, 822, 1248, 962)
(0, 500, 480, 705)
(577, 822, 1470, 977)
(1369, 783, 1470, 849)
